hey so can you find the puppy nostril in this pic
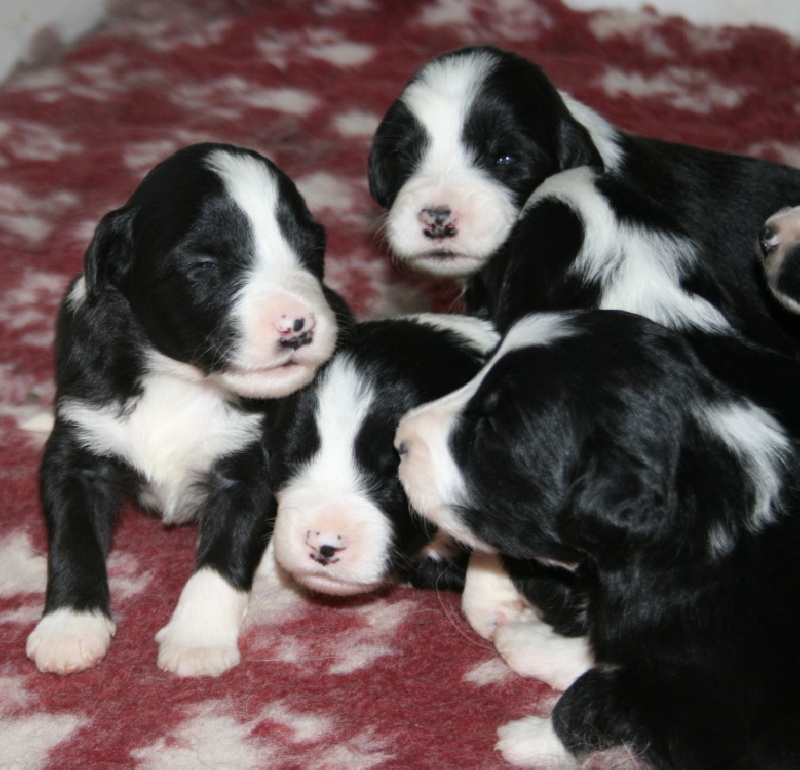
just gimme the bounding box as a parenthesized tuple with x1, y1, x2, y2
(292, 318, 305, 333)
(396, 440, 408, 456)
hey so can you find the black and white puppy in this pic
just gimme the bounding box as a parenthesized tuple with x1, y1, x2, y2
(266, 314, 498, 597)
(369, 45, 800, 351)
(396, 310, 800, 768)
(27, 143, 342, 677)
(760, 205, 800, 313)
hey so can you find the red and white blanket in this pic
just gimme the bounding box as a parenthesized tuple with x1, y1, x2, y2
(1, 1, 798, 767)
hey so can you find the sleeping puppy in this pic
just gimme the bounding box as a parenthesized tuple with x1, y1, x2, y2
(395, 310, 800, 768)
(760, 205, 800, 313)
(267, 314, 498, 597)
(369, 45, 800, 351)
(26, 143, 343, 677)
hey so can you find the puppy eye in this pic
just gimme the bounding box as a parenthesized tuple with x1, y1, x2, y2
(496, 154, 517, 166)
(190, 256, 219, 271)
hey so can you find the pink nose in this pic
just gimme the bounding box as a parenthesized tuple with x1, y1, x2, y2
(275, 314, 315, 335)
(306, 530, 348, 566)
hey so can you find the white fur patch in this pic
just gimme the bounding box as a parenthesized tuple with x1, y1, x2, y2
(58, 352, 262, 524)
(273, 358, 395, 596)
(26, 608, 116, 675)
(155, 567, 249, 677)
(493, 619, 593, 691)
(525, 167, 731, 333)
(699, 401, 790, 535)
(496, 715, 577, 768)
(404, 312, 500, 356)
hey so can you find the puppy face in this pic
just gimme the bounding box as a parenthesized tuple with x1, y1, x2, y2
(270, 316, 498, 596)
(81, 143, 339, 399)
(397, 311, 792, 564)
(368, 45, 603, 278)
(760, 205, 800, 314)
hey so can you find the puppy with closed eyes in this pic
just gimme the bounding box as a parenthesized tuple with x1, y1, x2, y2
(396, 309, 800, 768)
(27, 143, 344, 677)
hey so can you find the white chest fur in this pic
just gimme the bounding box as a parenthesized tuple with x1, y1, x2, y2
(58, 365, 263, 524)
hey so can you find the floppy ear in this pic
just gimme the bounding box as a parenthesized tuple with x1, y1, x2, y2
(367, 125, 392, 208)
(83, 207, 136, 302)
(566, 445, 672, 551)
(557, 117, 604, 173)
(367, 99, 410, 208)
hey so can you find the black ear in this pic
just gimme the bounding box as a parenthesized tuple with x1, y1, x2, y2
(367, 125, 392, 208)
(83, 207, 136, 302)
(557, 116, 604, 173)
(567, 445, 671, 550)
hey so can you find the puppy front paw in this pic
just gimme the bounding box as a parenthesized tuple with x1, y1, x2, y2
(26, 608, 116, 675)
(493, 620, 592, 691)
(155, 624, 241, 677)
(156, 568, 248, 677)
(496, 715, 577, 768)
(462, 552, 533, 639)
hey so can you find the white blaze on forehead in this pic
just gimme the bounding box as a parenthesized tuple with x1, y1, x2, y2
(401, 51, 497, 169)
(205, 148, 301, 273)
(311, 356, 375, 486)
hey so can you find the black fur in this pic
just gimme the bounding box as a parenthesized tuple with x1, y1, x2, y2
(437, 311, 800, 768)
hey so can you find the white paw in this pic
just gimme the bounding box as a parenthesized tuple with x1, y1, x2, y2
(462, 552, 533, 639)
(493, 619, 593, 691)
(156, 568, 248, 677)
(496, 715, 578, 768)
(26, 608, 116, 675)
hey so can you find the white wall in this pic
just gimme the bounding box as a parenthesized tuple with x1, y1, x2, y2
(1, 1, 798, 84)
(0, 0, 107, 83)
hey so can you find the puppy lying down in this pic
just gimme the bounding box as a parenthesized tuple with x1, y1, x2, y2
(27, 143, 342, 676)
(396, 309, 800, 768)
(267, 314, 498, 597)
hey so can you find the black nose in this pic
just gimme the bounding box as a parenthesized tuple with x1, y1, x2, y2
(759, 225, 777, 258)
(420, 207, 457, 239)
(279, 331, 313, 350)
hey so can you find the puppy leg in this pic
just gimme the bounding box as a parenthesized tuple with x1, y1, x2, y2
(461, 552, 534, 639)
(27, 424, 123, 674)
(493, 619, 593, 691)
(156, 444, 271, 677)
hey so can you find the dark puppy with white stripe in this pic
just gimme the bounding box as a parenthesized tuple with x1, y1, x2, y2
(369, 45, 800, 351)
(396, 310, 800, 768)
(27, 143, 343, 676)
(266, 314, 498, 597)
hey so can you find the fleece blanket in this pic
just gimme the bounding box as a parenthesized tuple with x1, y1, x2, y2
(1, 1, 798, 767)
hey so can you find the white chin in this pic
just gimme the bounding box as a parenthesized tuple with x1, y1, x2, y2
(296, 574, 387, 597)
(405, 252, 487, 279)
(215, 362, 317, 399)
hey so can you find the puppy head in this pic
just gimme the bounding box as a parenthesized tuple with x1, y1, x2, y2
(368, 45, 603, 279)
(397, 311, 792, 564)
(759, 205, 800, 314)
(82, 143, 340, 399)
(270, 315, 497, 596)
